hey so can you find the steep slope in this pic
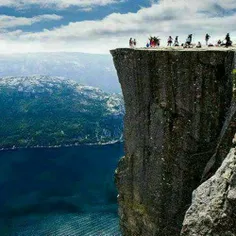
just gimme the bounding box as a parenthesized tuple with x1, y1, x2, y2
(111, 48, 235, 236)
(0, 76, 124, 149)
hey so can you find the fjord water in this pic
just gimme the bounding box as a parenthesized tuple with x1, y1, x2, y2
(0, 143, 123, 235)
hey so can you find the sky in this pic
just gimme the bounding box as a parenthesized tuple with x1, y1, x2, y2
(0, 0, 236, 54)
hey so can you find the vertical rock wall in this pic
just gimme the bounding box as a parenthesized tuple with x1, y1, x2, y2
(181, 52, 236, 235)
(111, 49, 235, 236)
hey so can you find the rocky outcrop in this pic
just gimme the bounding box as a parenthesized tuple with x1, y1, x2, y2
(111, 48, 235, 236)
(181, 147, 236, 236)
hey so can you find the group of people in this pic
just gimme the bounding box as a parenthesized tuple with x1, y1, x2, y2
(197, 33, 233, 48)
(129, 33, 233, 49)
(147, 36, 160, 47)
(167, 36, 180, 46)
(177, 33, 232, 48)
(129, 38, 137, 47)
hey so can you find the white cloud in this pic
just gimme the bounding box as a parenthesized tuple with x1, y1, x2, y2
(0, 0, 123, 9)
(78, 7, 93, 12)
(0, 0, 236, 54)
(0, 14, 63, 29)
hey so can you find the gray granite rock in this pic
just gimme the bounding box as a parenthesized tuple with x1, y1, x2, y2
(110, 48, 235, 236)
(181, 148, 236, 236)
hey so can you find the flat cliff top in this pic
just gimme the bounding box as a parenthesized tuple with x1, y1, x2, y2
(111, 46, 236, 53)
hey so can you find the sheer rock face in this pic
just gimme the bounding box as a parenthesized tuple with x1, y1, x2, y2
(181, 148, 236, 236)
(111, 49, 235, 236)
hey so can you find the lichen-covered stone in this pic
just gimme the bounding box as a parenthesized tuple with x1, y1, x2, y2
(181, 148, 236, 236)
(110, 48, 235, 236)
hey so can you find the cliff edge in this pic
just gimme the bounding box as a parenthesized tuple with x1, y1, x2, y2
(111, 48, 236, 236)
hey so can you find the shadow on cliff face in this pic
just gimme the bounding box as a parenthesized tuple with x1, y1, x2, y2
(201, 68, 236, 182)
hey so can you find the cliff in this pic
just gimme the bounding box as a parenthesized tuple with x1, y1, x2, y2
(110, 48, 236, 236)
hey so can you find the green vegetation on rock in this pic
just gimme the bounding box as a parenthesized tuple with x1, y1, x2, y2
(0, 76, 124, 149)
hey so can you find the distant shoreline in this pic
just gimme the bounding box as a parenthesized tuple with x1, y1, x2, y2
(0, 140, 124, 152)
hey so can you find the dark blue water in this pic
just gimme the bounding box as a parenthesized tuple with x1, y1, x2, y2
(0, 143, 124, 236)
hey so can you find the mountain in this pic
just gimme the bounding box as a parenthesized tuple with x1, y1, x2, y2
(0, 52, 120, 93)
(0, 75, 124, 149)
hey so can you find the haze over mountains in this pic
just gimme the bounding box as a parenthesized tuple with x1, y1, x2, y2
(0, 52, 120, 93)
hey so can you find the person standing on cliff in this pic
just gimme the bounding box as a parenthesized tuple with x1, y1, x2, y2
(133, 39, 137, 47)
(151, 37, 155, 47)
(129, 38, 133, 48)
(149, 37, 153, 47)
(205, 33, 210, 45)
(167, 36, 173, 46)
(225, 33, 232, 47)
(174, 36, 179, 46)
(186, 34, 193, 47)
(189, 34, 193, 44)
(156, 37, 160, 47)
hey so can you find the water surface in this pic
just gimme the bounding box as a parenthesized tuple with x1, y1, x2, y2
(0, 143, 123, 235)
